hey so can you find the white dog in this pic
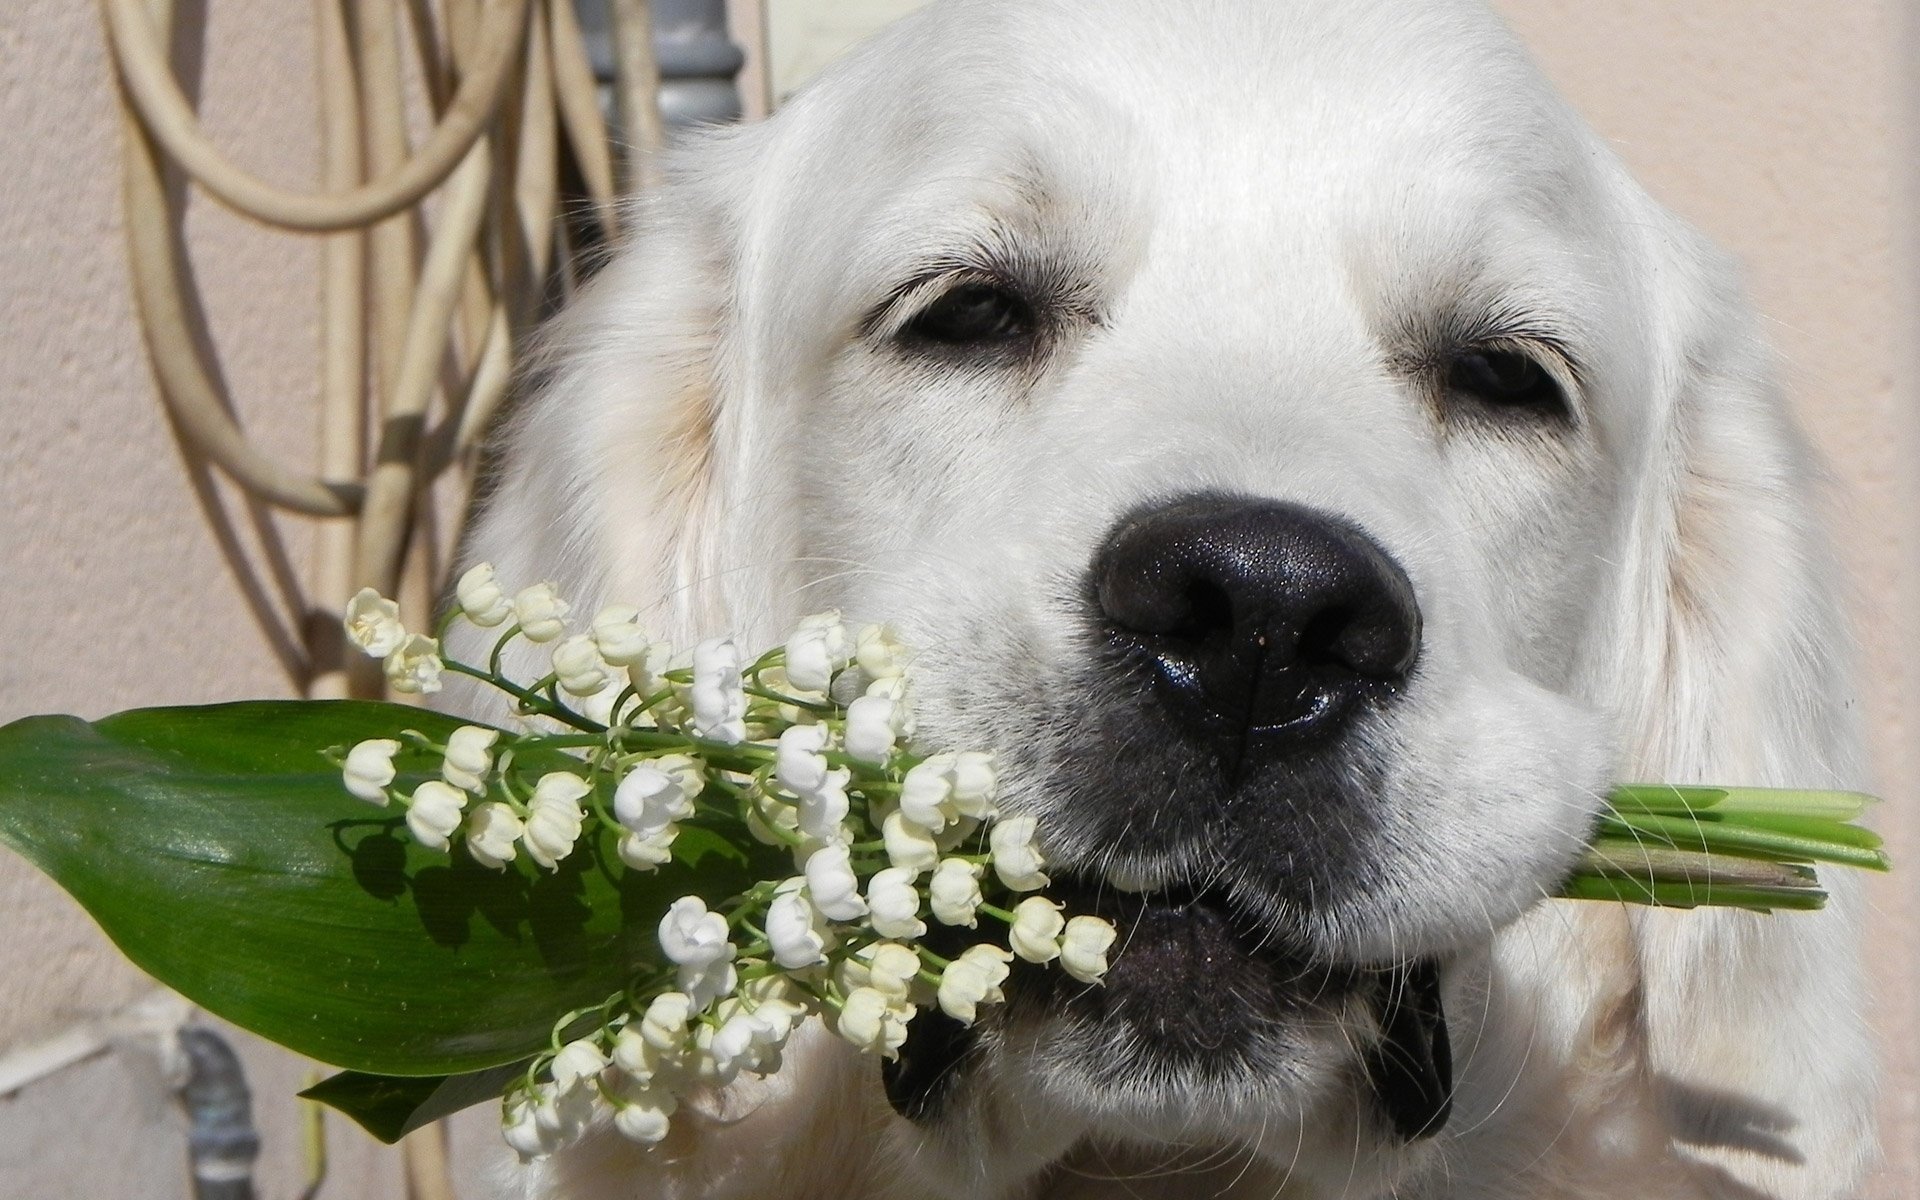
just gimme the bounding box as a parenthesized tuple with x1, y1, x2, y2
(456, 0, 1876, 1195)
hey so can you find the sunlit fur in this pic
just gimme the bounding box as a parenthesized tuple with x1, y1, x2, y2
(453, 0, 1876, 1195)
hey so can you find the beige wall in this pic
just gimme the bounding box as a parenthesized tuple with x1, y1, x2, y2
(0, 0, 1911, 1194)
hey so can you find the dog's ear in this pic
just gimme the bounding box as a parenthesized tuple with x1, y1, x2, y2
(1604, 226, 1877, 1190)
(453, 130, 787, 679)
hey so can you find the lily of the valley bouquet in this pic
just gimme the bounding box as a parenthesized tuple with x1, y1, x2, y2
(0, 567, 1889, 1154)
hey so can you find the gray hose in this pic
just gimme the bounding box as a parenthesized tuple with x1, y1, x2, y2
(176, 1028, 260, 1200)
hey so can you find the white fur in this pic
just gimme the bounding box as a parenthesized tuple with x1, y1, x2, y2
(454, 0, 1876, 1195)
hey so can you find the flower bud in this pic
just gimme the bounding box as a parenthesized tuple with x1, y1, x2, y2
(405, 780, 467, 851)
(882, 810, 939, 876)
(383, 633, 444, 695)
(688, 637, 748, 744)
(835, 986, 913, 1058)
(854, 624, 909, 679)
(1060, 915, 1118, 984)
(866, 867, 927, 940)
(455, 563, 513, 627)
(465, 801, 524, 870)
(512, 582, 570, 642)
(1009, 897, 1066, 964)
(989, 814, 1049, 891)
(342, 738, 400, 805)
(803, 843, 868, 921)
(551, 635, 611, 696)
(440, 725, 499, 793)
(590, 605, 653, 667)
(929, 857, 985, 927)
(784, 611, 852, 693)
(344, 588, 406, 657)
(766, 890, 828, 969)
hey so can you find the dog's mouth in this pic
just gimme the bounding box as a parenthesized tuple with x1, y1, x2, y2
(883, 873, 1453, 1142)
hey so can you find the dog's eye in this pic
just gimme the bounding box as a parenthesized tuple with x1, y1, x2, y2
(903, 282, 1035, 347)
(1445, 348, 1565, 414)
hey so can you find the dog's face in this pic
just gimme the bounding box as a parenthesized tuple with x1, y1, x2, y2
(476, 0, 1874, 1194)
(717, 0, 1628, 1166)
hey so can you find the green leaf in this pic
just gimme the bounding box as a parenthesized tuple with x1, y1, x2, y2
(0, 701, 787, 1077)
(301, 1063, 530, 1143)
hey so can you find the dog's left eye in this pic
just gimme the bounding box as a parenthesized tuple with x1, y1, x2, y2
(903, 281, 1035, 347)
(1445, 348, 1565, 414)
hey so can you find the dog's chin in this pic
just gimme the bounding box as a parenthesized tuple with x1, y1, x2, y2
(887, 875, 1454, 1156)
(1013, 876, 1366, 1067)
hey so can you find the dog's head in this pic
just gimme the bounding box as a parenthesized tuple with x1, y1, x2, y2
(467, 0, 1864, 1193)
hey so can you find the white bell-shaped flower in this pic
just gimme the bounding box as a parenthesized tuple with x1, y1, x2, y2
(342, 738, 400, 805)
(550, 1039, 609, 1092)
(803, 843, 868, 921)
(502, 1095, 559, 1161)
(405, 780, 467, 851)
(551, 635, 611, 697)
(882, 810, 939, 876)
(617, 827, 677, 870)
(936, 944, 1013, 1024)
(612, 1090, 675, 1145)
(865, 867, 927, 940)
(589, 605, 652, 667)
(949, 751, 999, 819)
(1060, 915, 1118, 984)
(795, 768, 852, 843)
(688, 637, 748, 744)
(614, 757, 702, 837)
(775, 723, 832, 796)
(859, 942, 922, 1000)
(440, 725, 499, 793)
(835, 985, 913, 1058)
(1009, 897, 1066, 964)
(765, 889, 828, 969)
(842, 694, 898, 765)
(344, 588, 406, 657)
(512, 582, 571, 642)
(854, 624, 909, 680)
(639, 992, 693, 1051)
(657, 896, 733, 968)
(897, 753, 958, 831)
(989, 814, 1050, 891)
(784, 611, 852, 694)
(465, 802, 525, 870)
(455, 563, 513, 627)
(522, 772, 589, 869)
(929, 857, 985, 927)
(384, 633, 444, 695)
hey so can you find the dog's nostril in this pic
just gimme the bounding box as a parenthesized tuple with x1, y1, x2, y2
(1175, 578, 1234, 644)
(1091, 494, 1421, 753)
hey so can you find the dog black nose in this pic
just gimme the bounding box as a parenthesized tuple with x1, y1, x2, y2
(1093, 495, 1421, 752)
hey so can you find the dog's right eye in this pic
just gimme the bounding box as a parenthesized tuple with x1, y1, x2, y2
(902, 282, 1035, 348)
